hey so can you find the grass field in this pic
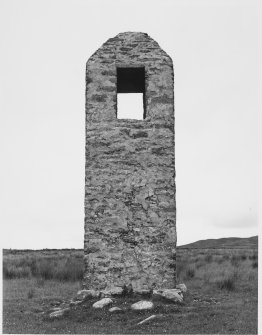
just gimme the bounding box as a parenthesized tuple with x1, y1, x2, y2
(2, 247, 258, 334)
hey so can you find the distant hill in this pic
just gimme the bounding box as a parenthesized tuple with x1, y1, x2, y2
(3, 236, 258, 255)
(178, 236, 258, 249)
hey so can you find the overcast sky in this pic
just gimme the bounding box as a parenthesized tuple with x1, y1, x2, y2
(0, 0, 258, 249)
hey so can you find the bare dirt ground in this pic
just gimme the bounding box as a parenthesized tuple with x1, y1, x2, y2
(2, 247, 258, 334)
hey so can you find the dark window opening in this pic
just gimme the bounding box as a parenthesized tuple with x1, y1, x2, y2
(117, 67, 146, 120)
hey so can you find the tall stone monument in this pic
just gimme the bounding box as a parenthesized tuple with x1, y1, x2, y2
(84, 32, 176, 292)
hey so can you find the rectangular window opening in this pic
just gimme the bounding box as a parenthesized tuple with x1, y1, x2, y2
(117, 67, 146, 120)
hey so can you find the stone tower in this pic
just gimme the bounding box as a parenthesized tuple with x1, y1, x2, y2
(84, 32, 176, 292)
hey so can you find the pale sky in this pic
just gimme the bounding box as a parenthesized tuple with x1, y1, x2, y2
(0, 0, 259, 249)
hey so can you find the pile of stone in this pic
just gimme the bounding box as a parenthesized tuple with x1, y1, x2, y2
(48, 283, 187, 318)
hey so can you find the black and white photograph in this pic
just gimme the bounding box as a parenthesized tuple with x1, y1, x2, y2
(0, 0, 259, 333)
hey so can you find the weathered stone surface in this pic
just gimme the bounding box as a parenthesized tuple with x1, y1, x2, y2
(77, 289, 100, 299)
(109, 306, 124, 313)
(84, 32, 176, 291)
(176, 283, 187, 293)
(153, 288, 183, 302)
(131, 300, 154, 310)
(49, 308, 70, 318)
(133, 288, 152, 295)
(92, 298, 113, 309)
(100, 287, 123, 297)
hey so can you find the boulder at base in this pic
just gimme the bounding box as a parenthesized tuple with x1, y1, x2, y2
(100, 287, 123, 297)
(109, 307, 123, 313)
(49, 308, 70, 318)
(153, 289, 183, 302)
(133, 288, 152, 295)
(77, 289, 100, 299)
(131, 301, 154, 310)
(176, 283, 187, 293)
(92, 298, 113, 309)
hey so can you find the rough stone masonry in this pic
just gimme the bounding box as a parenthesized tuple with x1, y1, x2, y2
(84, 32, 176, 292)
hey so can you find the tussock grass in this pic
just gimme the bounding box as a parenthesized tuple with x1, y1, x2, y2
(3, 264, 32, 279)
(3, 248, 258, 292)
(216, 275, 236, 291)
(216, 256, 224, 264)
(230, 255, 241, 267)
(185, 267, 195, 279)
(249, 253, 258, 261)
(205, 254, 213, 263)
(176, 248, 257, 292)
(36, 277, 45, 287)
(195, 260, 205, 269)
(252, 261, 258, 268)
(27, 288, 35, 299)
(3, 253, 84, 282)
